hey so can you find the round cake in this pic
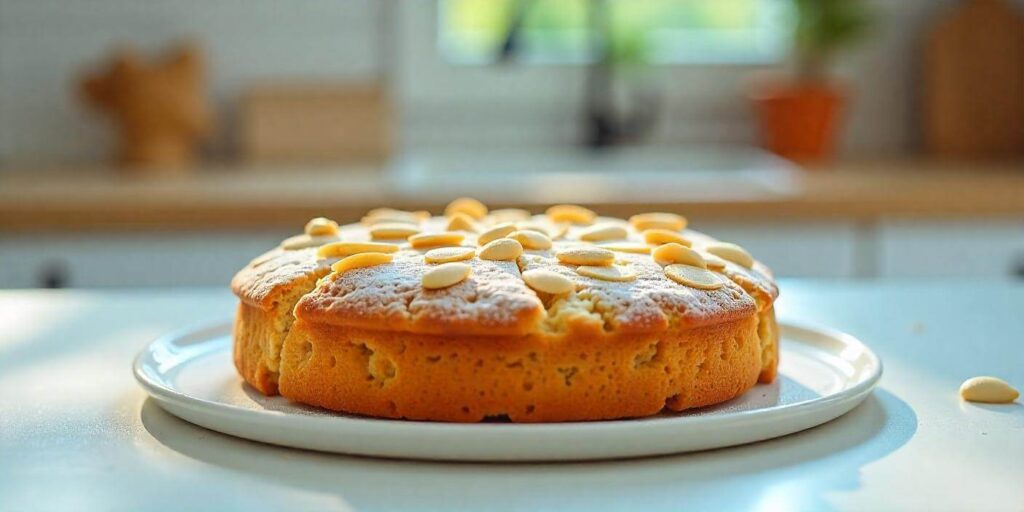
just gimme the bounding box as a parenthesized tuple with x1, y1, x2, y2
(231, 199, 779, 423)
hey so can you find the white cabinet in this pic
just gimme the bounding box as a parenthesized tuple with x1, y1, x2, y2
(2, 220, 1023, 288)
(0, 232, 289, 288)
(0, 224, 859, 287)
(877, 220, 1024, 278)
(696, 221, 861, 278)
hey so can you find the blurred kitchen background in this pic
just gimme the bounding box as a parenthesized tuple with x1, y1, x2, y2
(1, 0, 1022, 288)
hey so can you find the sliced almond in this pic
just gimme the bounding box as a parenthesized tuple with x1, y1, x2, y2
(577, 264, 636, 282)
(304, 217, 339, 236)
(366, 207, 428, 219)
(515, 221, 550, 236)
(548, 222, 570, 240)
(318, 241, 400, 258)
(280, 233, 339, 250)
(508, 230, 552, 250)
(446, 212, 480, 232)
(478, 238, 523, 261)
(362, 214, 419, 226)
(579, 224, 628, 242)
(700, 252, 729, 271)
(422, 262, 472, 290)
(960, 376, 1020, 403)
(370, 223, 421, 240)
(478, 222, 517, 246)
(630, 212, 687, 232)
(331, 252, 394, 274)
(522, 269, 574, 295)
(364, 207, 398, 217)
(424, 246, 476, 263)
(445, 197, 488, 220)
(652, 243, 706, 268)
(362, 208, 425, 225)
(664, 264, 723, 290)
(488, 208, 531, 223)
(643, 228, 691, 246)
(546, 204, 596, 225)
(409, 231, 466, 249)
(598, 242, 652, 254)
(556, 247, 615, 266)
(705, 242, 754, 268)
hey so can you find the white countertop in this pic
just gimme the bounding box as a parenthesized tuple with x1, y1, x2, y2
(1, 281, 1022, 511)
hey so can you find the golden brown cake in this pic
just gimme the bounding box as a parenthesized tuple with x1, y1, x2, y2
(231, 201, 779, 423)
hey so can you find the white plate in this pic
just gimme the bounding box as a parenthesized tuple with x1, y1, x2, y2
(133, 321, 881, 462)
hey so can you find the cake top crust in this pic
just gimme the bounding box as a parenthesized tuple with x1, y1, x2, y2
(231, 202, 778, 336)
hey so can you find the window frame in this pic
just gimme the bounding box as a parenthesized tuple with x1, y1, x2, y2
(436, 0, 792, 66)
(394, 1, 787, 149)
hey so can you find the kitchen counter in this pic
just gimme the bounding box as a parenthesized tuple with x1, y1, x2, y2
(1, 158, 1023, 232)
(1, 281, 1021, 511)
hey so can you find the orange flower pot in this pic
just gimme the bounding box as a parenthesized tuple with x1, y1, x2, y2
(751, 83, 844, 164)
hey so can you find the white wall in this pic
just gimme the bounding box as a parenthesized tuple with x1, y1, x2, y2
(837, 0, 955, 155)
(0, 0, 384, 164)
(0, 0, 998, 165)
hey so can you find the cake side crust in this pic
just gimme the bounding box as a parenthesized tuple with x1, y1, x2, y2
(233, 301, 280, 394)
(276, 312, 768, 423)
(233, 267, 329, 395)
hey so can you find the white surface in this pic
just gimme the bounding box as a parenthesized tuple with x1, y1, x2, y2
(877, 220, 1024, 278)
(134, 322, 880, 461)
(1, 282, 1023, 510)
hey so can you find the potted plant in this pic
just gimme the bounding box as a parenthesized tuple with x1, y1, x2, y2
(751, 0, 872, 164)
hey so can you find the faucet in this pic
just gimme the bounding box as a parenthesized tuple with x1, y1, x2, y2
(497, 0, 659, 149)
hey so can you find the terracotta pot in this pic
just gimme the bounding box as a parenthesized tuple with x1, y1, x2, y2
(750, 82, 844, 164)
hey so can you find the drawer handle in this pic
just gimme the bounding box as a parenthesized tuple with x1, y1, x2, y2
(38, 261, 69, 289)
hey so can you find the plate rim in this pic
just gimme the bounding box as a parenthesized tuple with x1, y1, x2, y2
(133, 320, 882, 456)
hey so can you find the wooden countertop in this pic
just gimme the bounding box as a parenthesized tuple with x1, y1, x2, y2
(1, 159, 1022, 232)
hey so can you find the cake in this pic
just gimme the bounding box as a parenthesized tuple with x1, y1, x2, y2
(231, 199, 779, 423)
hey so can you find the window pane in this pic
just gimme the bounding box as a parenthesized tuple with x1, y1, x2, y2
(439, 0, 791, 65)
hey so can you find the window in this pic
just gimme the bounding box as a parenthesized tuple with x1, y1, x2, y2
(440, 0, 792, 65)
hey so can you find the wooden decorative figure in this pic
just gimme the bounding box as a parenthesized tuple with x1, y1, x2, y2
(80, 43, 213, 170)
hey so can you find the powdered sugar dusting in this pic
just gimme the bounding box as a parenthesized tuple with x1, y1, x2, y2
(299, 249, 545, 335)
(233, 211, 778, 334)
(231, 247, 332, 308)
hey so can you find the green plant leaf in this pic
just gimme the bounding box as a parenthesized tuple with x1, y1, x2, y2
(794, 0, 873, 79)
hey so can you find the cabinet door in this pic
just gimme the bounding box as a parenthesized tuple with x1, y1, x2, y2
(878, 220, 1024, 278)
(0, 232, 289, 288)
(695, 222, 859, 278)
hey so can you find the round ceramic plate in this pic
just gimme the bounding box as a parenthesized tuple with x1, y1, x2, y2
(134, 321, 881, 462)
